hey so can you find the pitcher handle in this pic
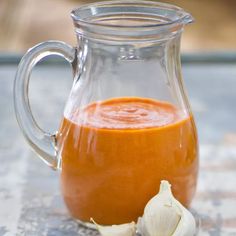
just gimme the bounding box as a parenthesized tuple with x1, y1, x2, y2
(14, 41, 76, 169)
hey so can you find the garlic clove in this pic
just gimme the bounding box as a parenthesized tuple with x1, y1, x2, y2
(137, 181, 181, 236)
(172, 201, 196, 236)
(90, 218, 136, 236)
(137, 180, 196, 236)
(91, 180, 196, 236)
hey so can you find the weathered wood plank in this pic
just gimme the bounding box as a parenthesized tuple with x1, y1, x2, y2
(0, 63, 236, 235)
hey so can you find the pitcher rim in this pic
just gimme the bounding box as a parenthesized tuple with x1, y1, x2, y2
(71, 0, 193, 29)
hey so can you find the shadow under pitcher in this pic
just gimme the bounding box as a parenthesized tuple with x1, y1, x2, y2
(14, 0, 199, 226)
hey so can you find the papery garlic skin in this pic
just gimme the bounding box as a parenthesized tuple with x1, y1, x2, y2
(172, 201, 196, 236)
(137, 180, 196, 236)
(91, 218, 136, 236)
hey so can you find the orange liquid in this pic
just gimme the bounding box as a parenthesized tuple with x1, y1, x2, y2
(58, 97, 198, 225)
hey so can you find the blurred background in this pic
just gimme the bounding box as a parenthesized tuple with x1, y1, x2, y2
(1, 0, 236, 53)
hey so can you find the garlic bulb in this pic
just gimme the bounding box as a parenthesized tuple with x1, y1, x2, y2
(137, 180, 196, 236)
(90, 218, 136, 236)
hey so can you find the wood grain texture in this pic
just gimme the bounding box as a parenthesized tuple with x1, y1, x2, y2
(0, 62, 236, 235)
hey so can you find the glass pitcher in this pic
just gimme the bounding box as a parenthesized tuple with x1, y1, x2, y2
(14, 0, 198, 226)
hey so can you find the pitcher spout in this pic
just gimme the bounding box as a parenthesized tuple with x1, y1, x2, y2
(71, 1, 194, 43)
(181, 12, 194, 25)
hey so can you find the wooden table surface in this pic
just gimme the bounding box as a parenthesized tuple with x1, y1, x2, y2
(0, 58, 236, 235)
